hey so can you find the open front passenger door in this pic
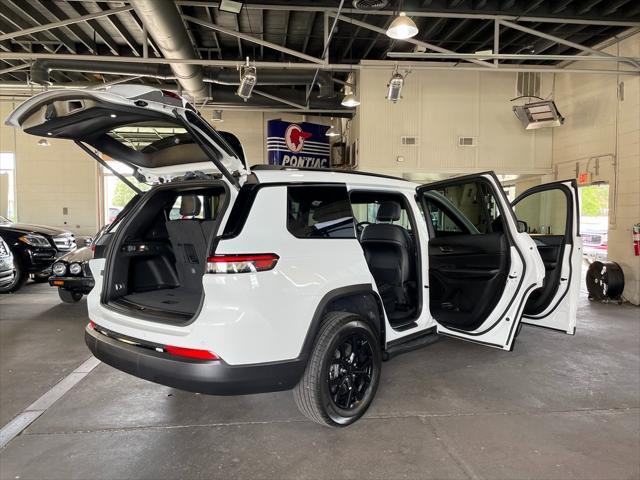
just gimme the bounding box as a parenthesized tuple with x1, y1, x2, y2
(512, 180, 581, 334)
(417, 173, 545, 350)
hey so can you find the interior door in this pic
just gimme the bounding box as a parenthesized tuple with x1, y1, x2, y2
(512, 180, 581, 334)
(417, 172, 545, 351)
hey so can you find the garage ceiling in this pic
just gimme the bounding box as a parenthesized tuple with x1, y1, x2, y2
(0, 0, 638, 110)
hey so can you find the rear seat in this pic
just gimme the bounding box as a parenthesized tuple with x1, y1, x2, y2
(165, 195, 209, 291)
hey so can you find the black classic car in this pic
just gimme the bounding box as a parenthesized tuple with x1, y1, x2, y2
(0, 236, 15, 291)
(0, 215, 77, 292)
(49, 246, 95, 302)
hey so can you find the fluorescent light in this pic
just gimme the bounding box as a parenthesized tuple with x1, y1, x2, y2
(219, 0, 243, 14)
(386, 12, 418, 40)
(513, 100, 565, 130)
(341, 93, 360, 107)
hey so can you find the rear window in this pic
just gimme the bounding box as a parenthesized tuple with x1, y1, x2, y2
(287, 186, 355, 239)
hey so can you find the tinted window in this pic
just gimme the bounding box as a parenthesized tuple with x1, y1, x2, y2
(514, 188, 568, 235)
(287, 186, 355, 239)
(350, 191, 414, 231)
(421, 181, 502, 237)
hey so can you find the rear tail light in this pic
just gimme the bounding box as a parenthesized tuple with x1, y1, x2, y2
(206, 253, 279, 274)
(88, 320, 95, 330)
(165, 345, 219, 361)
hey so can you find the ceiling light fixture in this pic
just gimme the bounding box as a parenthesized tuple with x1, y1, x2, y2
(236, 57, 257, 101)
(325, 118, 340, 137)
(512, 100, 565, 130)
(211, 110, 224, 123)
(218, 0, 244, 14)
(37, 138, 50, 147)
(341, 92, 360, 107)
(386, 12, 418, 40)
(386, 65, 409, 103)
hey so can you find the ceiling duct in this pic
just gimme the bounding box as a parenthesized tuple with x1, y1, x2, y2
(352, 0, 389, 9)
(30, 61, 335, 99)
(130, 0, 208, 101)
(207, 88, 352, 117)
(30, 60, 175, 85)
(207, 70, 335, 98)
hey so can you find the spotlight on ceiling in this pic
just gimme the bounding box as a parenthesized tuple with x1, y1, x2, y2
(37, 138, 50, 147)
(341, 92, 360, 107)
(211, 110, 224, 123)
(326, 118, 340, 137)
(386, 12, 418, 40)
(387, 67, 407, 103)
(218, 0, 244, 14)
(512, 100, 565, 130)
(236, 58, 257, 101)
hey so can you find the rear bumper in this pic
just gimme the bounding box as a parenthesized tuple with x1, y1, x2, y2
(85, 325, 305, 396)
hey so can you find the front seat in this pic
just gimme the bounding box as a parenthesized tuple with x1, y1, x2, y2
(360, 201, 414, 319)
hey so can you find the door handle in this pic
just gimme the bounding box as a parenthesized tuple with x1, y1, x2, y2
(439, 246, 454, 253)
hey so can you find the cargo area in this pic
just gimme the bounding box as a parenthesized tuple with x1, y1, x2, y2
(104, 183, 228, 323)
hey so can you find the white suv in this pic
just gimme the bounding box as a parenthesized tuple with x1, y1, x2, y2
(7, 86, 582, 427)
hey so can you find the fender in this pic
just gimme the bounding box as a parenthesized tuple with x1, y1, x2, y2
(297, 284, 385, 361)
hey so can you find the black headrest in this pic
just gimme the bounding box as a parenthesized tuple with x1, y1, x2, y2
(377, 201, 401, 222)
(180, 195, 201, 217)
(361, 223, 410, 246)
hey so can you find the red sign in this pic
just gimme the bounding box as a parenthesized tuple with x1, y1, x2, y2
(577, 172, 591, 185)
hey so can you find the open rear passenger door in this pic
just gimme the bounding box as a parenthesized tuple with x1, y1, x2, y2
(417, 173, 545, 351)
(512, 180, 581, 334)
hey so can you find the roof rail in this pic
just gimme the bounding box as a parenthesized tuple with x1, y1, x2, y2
(250, 164, 408, 182)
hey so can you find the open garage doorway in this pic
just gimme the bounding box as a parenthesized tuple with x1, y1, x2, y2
(579, 183, 609, 263)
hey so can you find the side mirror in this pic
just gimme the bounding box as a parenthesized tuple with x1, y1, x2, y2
(516, 220, 528, 233)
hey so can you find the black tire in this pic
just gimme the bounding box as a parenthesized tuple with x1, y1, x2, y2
(58, 289, 83, 303)
(293, 311, 381, 427)
(0, 257, 27, 293)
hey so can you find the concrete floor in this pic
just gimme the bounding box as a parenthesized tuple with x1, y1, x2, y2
(0, 278, 638, 480)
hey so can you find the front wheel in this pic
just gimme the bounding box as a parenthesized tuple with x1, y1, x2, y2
(58, 289, 83, 303)
(0, 257, 27, 293)
(293, 311, 381, 427)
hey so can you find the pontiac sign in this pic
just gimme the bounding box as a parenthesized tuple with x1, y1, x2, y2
(267, 120, 331, 168)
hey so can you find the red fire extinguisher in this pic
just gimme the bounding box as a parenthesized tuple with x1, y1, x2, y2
(634, 224, 640, 257)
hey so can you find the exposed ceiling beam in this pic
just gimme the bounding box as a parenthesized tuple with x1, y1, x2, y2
(37, 0, 96, 54)
(182, 15, 325, 64)
(333, 13, 495, 68)
(0, 54, 636, 76)
(499, 19, 640, 68)
(301, 12, 317, 54)
(8, 0, 78, 54)
(204, 7, 223, 60)
(66, 2, 120, 56)
(97, 2, 141, 56)
(173, 3, 640, 27)
(387, 52, 640, 63)
(0, 4, 133, 42)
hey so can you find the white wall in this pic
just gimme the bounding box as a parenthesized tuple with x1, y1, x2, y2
(551, 33, 640, 305)
(0, 100, 99, 235)
(355, 63, 553, 177)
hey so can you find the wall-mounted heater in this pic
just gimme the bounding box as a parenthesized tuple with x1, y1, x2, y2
(513, 100, 565, 130)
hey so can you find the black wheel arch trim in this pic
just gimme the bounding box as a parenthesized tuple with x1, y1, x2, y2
(297, 283, 385, 361)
